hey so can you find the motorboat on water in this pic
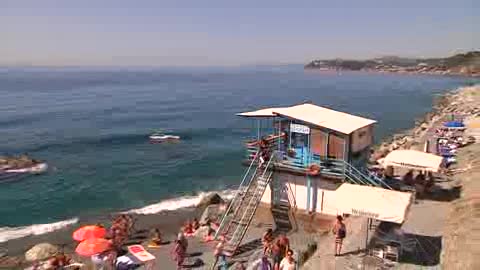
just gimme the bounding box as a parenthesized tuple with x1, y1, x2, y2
(149, 133, 180, 142)
(4, 162, 48, 174)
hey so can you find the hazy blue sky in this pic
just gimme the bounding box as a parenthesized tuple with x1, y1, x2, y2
(2, 0, 478, 66)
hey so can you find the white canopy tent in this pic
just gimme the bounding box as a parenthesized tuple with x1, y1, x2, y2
(335, 183, 413, 224)
(379, 150, 444, 173)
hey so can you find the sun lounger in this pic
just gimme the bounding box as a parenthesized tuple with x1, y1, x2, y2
(127, 245, 156, 270)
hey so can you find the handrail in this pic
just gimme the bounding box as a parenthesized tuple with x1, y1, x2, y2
(343, 163, 374, 186)
(284, 186, 299, 233)
(215, 151, 260, 238)
(286, 182, 297, 211)
(343, 161, 393, 189)
(227, 152, 277, 248)
(231, 169, 274, 252)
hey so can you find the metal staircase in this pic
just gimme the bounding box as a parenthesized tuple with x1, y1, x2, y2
(215, 152, 277, 255)
(343, 161, 393, 189)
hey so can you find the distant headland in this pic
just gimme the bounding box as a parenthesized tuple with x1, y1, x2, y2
(305, 51, 480, 77)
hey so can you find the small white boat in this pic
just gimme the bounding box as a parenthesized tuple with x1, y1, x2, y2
(149, 133, 180, 142)
(4, 163, 48, 174)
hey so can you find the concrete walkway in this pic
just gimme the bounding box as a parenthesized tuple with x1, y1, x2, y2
(301, 216, 368, 270)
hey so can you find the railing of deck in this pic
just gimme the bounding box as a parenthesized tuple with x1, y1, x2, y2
(271, 151, 393, 189)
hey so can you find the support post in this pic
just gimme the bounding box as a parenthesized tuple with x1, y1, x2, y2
(306, 174, 311, 211)
(325, 132, 329, 159)
(365, 218, 371, 254)
(289, 121, 292, 149)
(257, 119, 260, 141)
(278, 118, 281, 151)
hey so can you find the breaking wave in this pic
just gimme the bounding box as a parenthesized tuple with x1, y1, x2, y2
(0, 218, 79, 243)
(124, 189, 236, 215)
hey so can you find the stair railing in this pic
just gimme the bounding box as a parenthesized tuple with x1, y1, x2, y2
(286, 182, 297, 211)
(230, 169, 274, 252)
(227, 152, 278, 249)
(342, 160, 393, 189)
(215, 151, 260, 239)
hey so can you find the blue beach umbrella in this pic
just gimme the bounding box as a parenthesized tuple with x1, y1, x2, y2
(443, 121, 464, 128)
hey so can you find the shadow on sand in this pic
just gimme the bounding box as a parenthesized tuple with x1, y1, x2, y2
(418, 185, 462, 202)
(234, 203, 293, 257)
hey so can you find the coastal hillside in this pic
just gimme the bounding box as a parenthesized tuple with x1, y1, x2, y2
(305, 51, 480, 77)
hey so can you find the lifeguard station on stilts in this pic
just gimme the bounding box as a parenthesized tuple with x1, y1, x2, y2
(215, 102, 414, 257)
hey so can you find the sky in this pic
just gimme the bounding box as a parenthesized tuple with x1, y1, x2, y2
(1, 0, 479, 66)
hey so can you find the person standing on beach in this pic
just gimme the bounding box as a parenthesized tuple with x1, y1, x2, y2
(332, 215, 347, 256)
(171, 239, 185, 270)
(272, 234, 290, 270)
(177, 228, 188, 253)
(279, 249, 296, 270)
(262, 229, 274, 255)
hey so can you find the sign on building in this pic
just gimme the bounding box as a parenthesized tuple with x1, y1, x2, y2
(290, 123, 310, 134)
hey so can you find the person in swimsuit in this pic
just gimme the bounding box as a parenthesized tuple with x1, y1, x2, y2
(332, 215, 346, 256)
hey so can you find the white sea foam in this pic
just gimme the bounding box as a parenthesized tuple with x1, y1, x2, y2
(0, 190, 237, 242)
(0, 217, 79, 243)
(125, 189, 237, 215)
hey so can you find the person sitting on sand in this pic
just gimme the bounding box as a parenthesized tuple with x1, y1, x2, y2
(203, 228, 216, 242)
(183, 221, 194, 236)
(149, 228, 163, 246)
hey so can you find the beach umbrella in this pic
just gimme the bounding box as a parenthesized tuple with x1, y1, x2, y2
(73, 225, 107, 241)
(25, 243, 60, 261)
(76, 238, 112, 257)
(443, 121, 465, 128)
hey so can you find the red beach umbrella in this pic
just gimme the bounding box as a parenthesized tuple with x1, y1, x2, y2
(73, 225, 107, 241)
(75, 238, 111, 257)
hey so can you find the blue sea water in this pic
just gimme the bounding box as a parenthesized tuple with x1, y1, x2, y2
(0, 66, 472, 240)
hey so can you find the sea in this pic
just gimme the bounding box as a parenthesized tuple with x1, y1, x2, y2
(0, 66, 474, 243)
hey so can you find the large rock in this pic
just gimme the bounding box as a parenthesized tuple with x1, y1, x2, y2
(199, 204, 226, 224)
(25, 243, 59, 261)
(197, 193, 224, 208)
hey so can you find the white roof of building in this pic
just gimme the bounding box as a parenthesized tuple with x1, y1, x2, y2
(236, 107, 286, 117)
(237, 103, 376, 134)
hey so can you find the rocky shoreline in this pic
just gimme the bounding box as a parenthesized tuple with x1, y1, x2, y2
(305, 51, 480, 77)
(371, 84, 480, 162)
